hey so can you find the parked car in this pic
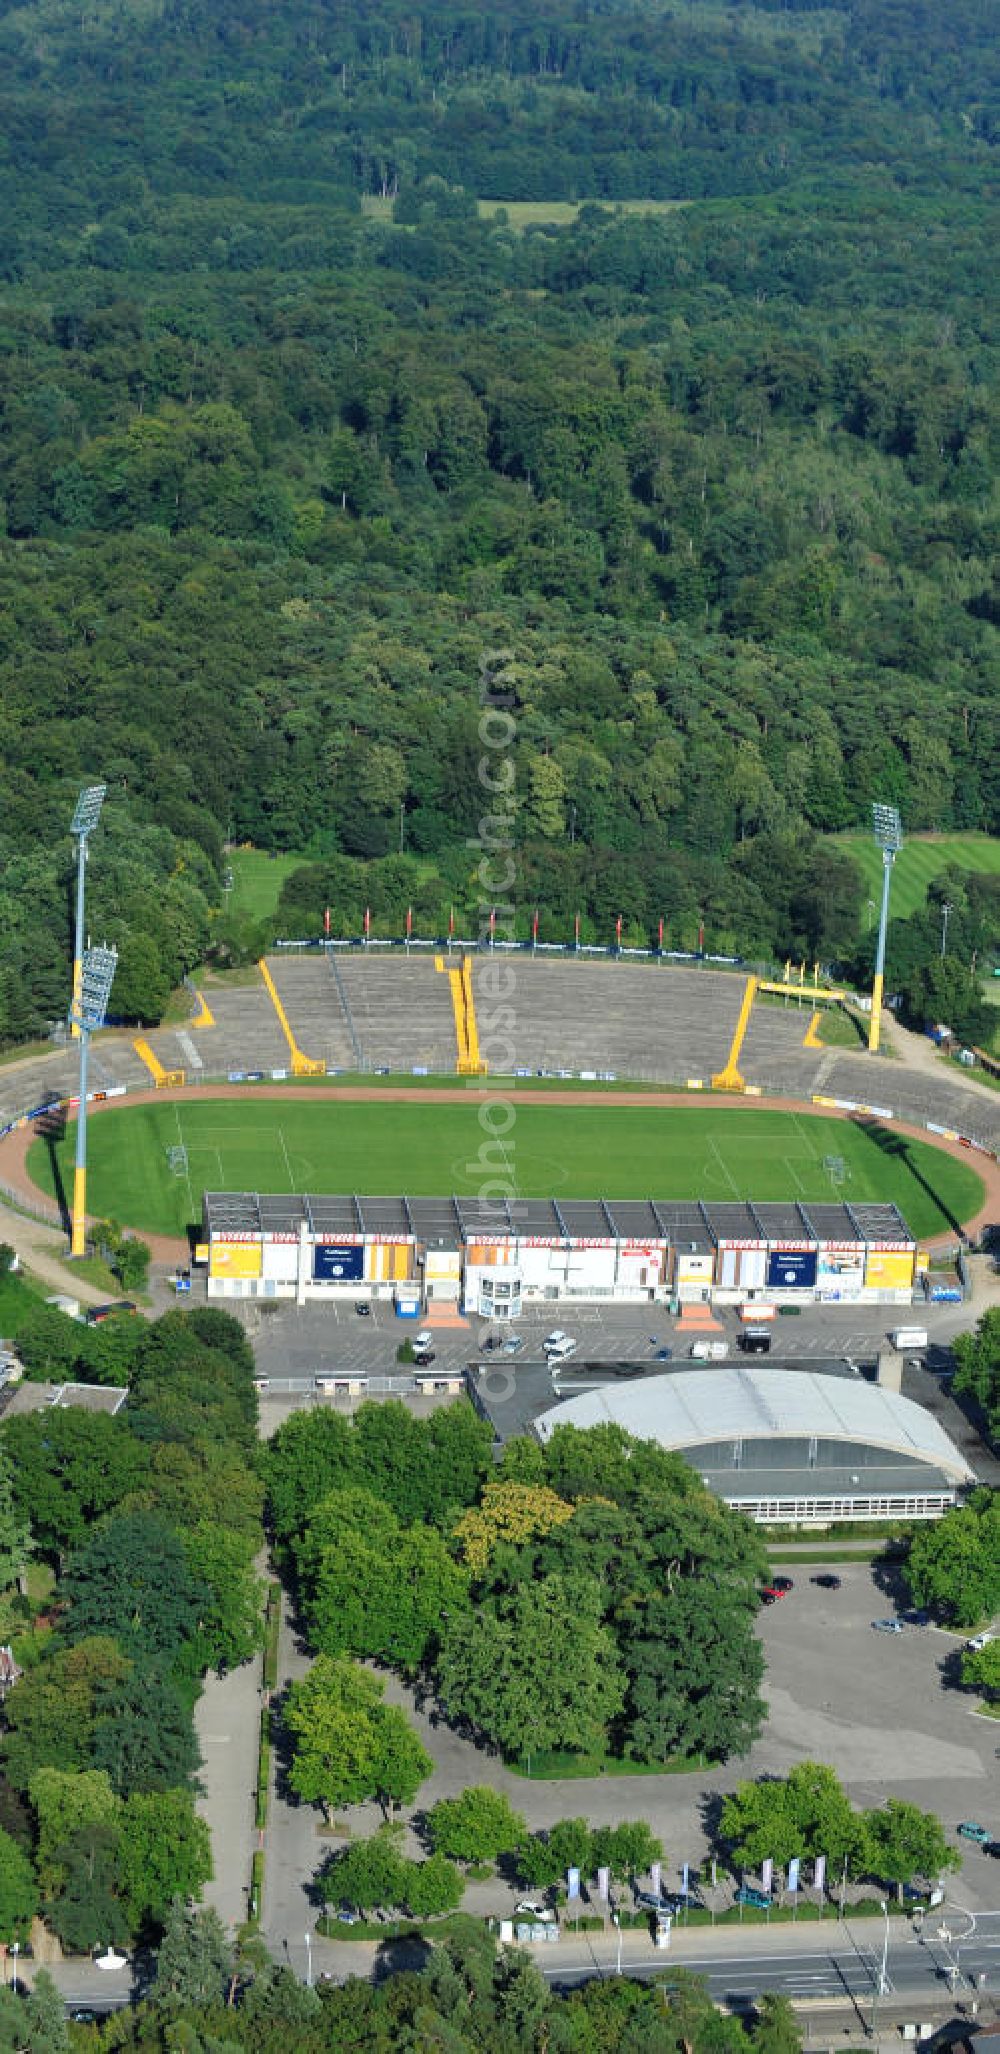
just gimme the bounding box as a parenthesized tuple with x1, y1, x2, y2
(336, 1907, 361, 1924)
(735, 1886, 772, 1910)
(544, 1333, 578, 1362)
(514, 1900, 555, 1922)
(872, 1618, 905, 1633)
(760, 1585, 790, 1604)
(501, 1336, 526, 1356)
(770, 1576, 793, 1593)
(653, 1346, 673, 1361)
(636, 1888, 684, 1914)
(957, 1821, 991, 1844)
(811, 1574, 842, 1590)
(354, 1301, 371, 1316)
(413, 1331, 433, 1352)
(413, 1349, 436, 1367)
(543, 1329, 570, 1352)
(85, 1300, 138, 1325)
(966, 1632, 995, 1652)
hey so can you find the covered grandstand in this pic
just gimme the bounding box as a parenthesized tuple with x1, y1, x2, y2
(533, 1365, 975, 1523)
(200, 1191, 919, 1306)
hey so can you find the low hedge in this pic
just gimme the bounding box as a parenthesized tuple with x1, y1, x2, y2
(256, 1707, 270, 1832)
(248, 1848, 264, 1928)
(263, 1585, 281, 1693)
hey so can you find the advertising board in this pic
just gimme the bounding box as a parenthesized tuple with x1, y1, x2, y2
(313, 1243, 364, 1282)
(766, 1248, 818, 1290)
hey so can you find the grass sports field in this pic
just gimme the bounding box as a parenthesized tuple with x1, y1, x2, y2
(833, 832, 1000, 924)
(27, 1100, 984, 1241)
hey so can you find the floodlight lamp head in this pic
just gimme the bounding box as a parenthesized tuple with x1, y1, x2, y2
(77, 944, 117, 1030)
(871, 802, 902, 853)
(71, 783, 107, 839)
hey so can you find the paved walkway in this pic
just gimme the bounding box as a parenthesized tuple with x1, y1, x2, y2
(194, 1650, 262, 1938)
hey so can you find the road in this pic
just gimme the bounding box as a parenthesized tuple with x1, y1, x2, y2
(277, 1905, 1000, 2031)
(536, 1909, 1000, 2009)
(20, 1898, 1000, 2029)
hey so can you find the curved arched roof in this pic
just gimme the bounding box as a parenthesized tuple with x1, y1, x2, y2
(534, 1368, 973, 1485)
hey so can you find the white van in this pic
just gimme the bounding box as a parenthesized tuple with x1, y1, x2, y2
(689, 1341, 728, 1361)
(889, 1327, 928, 1351)
(545, 1335, 578, 1362)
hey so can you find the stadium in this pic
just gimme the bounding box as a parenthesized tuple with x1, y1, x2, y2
(0, 951, 996, 1282)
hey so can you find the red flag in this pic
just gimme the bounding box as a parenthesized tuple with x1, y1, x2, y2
(615, 914, 622, 946)
(489, 907, 496, 942)
(532, 908, 539, 943)
(405, 905, 412, 939)
(448, 905, 455, 939)
(324, 906, 330, 937)
(658, 916, 664, 950)
(574, 912, 580, 948)
(364, 905, 370, 940)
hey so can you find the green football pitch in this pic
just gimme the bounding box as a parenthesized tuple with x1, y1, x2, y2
(27, 1099, 984, 1241)
(833, 831, 1000, 926)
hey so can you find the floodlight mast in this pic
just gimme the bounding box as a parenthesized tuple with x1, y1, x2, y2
(869, 802, 902, 1054)
(69, 944, 117, 1259)
(69, 785, 107, 1042)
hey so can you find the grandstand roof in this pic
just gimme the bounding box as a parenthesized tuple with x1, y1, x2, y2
(202, 1193, 913, 1248)
(534, 1367, 973, 1484)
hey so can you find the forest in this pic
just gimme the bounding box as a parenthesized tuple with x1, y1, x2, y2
(0, 0, 997, 1041)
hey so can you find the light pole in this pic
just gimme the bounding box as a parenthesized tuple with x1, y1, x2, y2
(940, 901, 953, 958)
(69, 944, 117, 1258)
(612, 1910, 622, 1976)
(69, 784, 107, 1041)
(304, 1929, 312, 1988)
(869, 802, 903, 1054)
(870, 1889, 891, 2037)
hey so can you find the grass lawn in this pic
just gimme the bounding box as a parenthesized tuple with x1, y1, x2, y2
(222, 848, 308, 926)
(0, 1269, 46, 1335)
(26, 1101, 984, 1240)
(478, 197, 688, 228)
(832, 832, 1000, 925)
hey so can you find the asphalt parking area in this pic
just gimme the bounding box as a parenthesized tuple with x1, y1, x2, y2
(753, 1562, 998, 1897)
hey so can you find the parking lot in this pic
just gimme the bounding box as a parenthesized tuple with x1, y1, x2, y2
(244, 1297, 999, 1484)
(751, 1561, 998, 1854)
(247, 1296, 971, 1381)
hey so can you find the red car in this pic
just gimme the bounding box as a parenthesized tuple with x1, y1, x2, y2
(760, 1578, 793, 1605)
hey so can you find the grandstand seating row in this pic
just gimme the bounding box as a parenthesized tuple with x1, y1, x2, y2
(1, 953, 997, 1158)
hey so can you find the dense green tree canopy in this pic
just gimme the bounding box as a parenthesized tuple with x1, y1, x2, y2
(904, 1489, 1000, 1629)
(0, 0, 995, 1036)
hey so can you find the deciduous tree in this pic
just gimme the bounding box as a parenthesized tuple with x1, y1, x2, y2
(435, 1573, 626, 1760)
(425, 1787, 527, 1867)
